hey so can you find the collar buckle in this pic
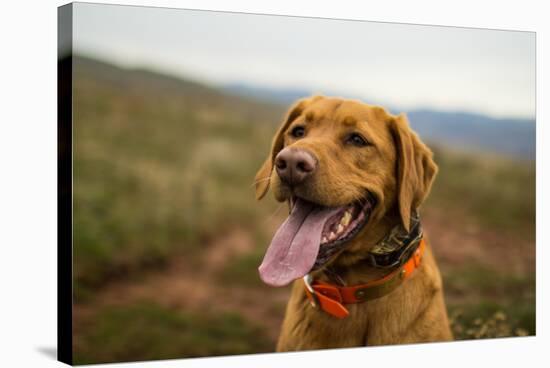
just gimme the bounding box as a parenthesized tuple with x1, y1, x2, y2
(303, 274, 319, 308)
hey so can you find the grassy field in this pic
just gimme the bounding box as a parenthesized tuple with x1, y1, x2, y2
(72, 56, 535, 364)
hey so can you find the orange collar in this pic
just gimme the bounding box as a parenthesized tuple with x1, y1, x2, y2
(304, 238, 426, 319)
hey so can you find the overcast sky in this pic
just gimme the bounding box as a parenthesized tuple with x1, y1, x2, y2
(73, 3, 535, 119)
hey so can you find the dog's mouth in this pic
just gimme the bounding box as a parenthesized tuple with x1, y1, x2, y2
(258, 194, 375, 287)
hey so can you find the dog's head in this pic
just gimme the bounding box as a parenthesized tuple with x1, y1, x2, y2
(256, 96, 437, 287)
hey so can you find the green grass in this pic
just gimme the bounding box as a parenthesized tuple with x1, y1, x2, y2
(448, 301, 535, 339)
(443, 264, 535, 299)
(74, 302, 273, 365)
(219, 249, 266, 288)
(427, 146, 535, 237)
(443, 263, 535, 339)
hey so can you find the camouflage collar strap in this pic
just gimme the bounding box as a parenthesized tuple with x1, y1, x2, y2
(367, 211, 423, 269)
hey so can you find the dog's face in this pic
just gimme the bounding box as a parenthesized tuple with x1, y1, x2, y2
(256, 96, 437, 287)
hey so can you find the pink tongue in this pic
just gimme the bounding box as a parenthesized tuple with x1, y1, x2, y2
(258, 199, 341, 287)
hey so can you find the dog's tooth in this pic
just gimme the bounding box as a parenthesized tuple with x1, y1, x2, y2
(337, 224, 344, 234)
(341, 211, 351, 226)
(328, 232, 337, 241)
(322, 236, 328, 243)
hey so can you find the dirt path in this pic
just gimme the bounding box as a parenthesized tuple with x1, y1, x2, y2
(73, 227, 290, 343)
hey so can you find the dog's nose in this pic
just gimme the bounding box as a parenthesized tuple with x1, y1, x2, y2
(275, 147, 317, 186)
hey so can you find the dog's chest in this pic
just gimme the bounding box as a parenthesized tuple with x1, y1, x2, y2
(277, 299, 369, 350)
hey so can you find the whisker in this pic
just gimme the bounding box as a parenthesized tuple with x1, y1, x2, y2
(250, 176, 271, 188)
(262, 203, 286, 226)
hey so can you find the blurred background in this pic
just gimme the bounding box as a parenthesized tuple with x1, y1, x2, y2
(71, 3, 535, 364)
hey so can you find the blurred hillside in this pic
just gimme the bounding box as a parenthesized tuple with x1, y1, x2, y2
(72, 56, 535, 364)
(73, 56, 283, 293)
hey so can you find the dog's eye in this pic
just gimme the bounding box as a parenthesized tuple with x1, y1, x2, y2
(291, 126, 306, 138)
(346, 133, 369, 147)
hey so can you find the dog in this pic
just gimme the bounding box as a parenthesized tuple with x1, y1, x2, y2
(254, 96, 452, 350)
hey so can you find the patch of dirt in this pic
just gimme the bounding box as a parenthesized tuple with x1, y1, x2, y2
(73, 227, 289, 343)
(203, 227, 256, 273)
(423, 207, 535, 274)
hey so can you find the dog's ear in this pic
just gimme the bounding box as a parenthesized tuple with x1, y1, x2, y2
(390, 113, 438, 231)
(254, 96, 321, 200)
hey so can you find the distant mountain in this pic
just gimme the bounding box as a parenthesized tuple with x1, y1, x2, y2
(406, 110, 535, 160)
(224, 83, 535, 160)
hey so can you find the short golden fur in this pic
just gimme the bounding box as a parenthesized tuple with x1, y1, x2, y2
(255, 96, 453, 349)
